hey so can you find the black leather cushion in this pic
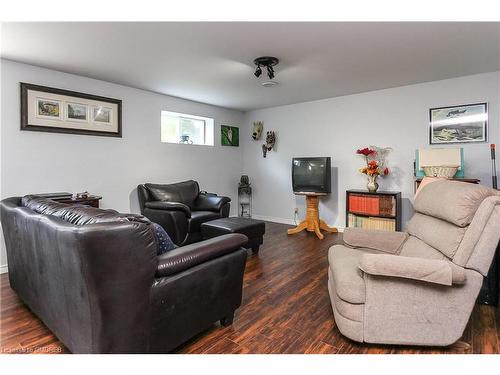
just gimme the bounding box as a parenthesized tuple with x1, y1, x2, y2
(156, 233, 247, 277)
(145, 180, 200, 208)
(201, 217, 265, 239)
(193, 194, 231, 212)
(145, 201, 191, 217)
(22, 195, 150, 226)
(188, 211, 220, 233)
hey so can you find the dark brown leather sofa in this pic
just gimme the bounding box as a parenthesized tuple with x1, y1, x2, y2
(0, 196, 247, 353)
(137, 180, 231, 246)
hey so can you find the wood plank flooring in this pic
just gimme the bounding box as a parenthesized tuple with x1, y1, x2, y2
(1, 222, 498, 354)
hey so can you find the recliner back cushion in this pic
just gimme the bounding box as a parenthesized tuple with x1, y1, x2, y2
(406, 213, 466, 259)
(453, 196, 500, 275)
(145, 180, 200, 208)
(399, 236, 445, 260)
(413, 180, 499, 227)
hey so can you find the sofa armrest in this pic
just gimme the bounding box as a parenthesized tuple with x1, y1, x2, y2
(145, 201, 191, 218)
(156, 233, 248, 277)
(193, 194, 231, 212)
(358, 254, 466, 286)
(343, 228, 408, 254)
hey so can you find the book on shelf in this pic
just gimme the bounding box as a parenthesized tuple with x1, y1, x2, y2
(347, 213, 396, 231)
(348, 193, 395, 217)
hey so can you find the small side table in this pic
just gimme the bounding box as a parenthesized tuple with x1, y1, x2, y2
(53, 195, 102, 208)
(287, 192, 337, 240)
(37, 192, 102, 208)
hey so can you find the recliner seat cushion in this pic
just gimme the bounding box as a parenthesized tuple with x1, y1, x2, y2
(145, 181, 200, 208)
(328, 245, 379, 304)
(413, 180, 499, 227)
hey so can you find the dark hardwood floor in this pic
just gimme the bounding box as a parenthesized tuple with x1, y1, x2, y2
(1, 221, 499, 354)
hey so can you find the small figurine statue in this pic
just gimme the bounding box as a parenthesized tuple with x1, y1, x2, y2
(238, 175, 252, 218)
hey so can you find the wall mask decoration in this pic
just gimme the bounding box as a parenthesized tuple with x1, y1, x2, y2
(262, 131, 276, 158)
(252, 121, 263, 140)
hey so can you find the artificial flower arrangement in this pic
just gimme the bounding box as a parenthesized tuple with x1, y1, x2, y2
(356, 146, 391, 192)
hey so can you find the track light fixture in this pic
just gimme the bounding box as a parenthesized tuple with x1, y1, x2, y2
(267, 65, 275, 80)
(254, 65, 262, 78)
(253, 56, 279, 81)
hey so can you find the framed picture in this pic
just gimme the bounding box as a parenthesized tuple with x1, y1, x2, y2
(429, 103, 487, 144)
(221, 125, 239, 146)
(21, 83, 122, 137)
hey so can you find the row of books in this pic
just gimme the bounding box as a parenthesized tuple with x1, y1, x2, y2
(347, 213, 396, 231)
(348, 194, 396, 216)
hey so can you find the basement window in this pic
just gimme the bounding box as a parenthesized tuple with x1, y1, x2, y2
(161, 111, 214, 146)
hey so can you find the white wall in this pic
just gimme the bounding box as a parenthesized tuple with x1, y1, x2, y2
(2, 60, 499, 272)
(242, 72, 500, 228)
(0, 59, 244, 271)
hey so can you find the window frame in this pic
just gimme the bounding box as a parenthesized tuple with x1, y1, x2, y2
(160, 110, 214, 146)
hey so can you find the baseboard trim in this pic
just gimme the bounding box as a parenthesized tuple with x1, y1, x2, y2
(251, 214, 345, 232)
(0, 265, 8, 274)
(251, 215, 296, 226)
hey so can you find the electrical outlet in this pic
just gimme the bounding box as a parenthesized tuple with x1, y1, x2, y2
(294, 208, 299, 214)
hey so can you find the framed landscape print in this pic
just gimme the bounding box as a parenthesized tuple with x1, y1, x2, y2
(21, 83, 122, 137)
(429, 103, 487, 144)
(221, 125, 239, 146)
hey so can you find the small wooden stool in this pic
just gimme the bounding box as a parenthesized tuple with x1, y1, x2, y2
(287, 193, 337, 240)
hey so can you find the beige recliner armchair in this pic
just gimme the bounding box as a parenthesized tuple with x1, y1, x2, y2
(328, 180, 500, 346)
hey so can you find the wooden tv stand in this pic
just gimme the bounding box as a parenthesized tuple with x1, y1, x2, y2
(287, 192, 337, 240)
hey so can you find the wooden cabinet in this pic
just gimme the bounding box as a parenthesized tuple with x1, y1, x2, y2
(346, 190, 402, 231)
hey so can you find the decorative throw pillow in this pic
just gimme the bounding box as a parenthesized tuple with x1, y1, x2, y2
(151, 222, 176, 255)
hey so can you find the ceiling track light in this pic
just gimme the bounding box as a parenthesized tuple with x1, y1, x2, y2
(253, 56, 279, 82)
(254, 65, 262, 77)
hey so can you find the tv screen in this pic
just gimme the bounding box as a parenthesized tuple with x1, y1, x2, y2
(292, 157, 331, 194)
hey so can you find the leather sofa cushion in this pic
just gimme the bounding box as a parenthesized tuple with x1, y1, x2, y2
(413, 180, 499, 227)
(406, 213, 466, 258)
(200, 217, 265, 239)
(22, 195, 149, 226)
(145, 180, 200, 208)
(328, 245, 380, 304)
(156, 233, 247, 277)
(188, 211, 220, 233)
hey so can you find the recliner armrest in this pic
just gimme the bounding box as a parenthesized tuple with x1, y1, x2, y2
(145, 201, 191, 218)
(358, 254, 466, 286)
(193, 194, 231, 212)
(343, 228, 408, 254)
(156, 233, 248, 277)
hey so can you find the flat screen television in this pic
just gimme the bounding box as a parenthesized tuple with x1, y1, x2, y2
(292, 157, 331, 194)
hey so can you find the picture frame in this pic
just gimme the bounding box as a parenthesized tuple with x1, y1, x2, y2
(429, 102, 487, 145)
(221, 125, 239, 146)
(21, 82, 122, 137)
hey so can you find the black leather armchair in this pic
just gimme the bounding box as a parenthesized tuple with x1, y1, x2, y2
(138, 180, 231, 246)
(0, 196, 248, 353)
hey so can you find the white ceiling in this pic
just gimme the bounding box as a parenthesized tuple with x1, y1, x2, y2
(2, 22, 500, 111)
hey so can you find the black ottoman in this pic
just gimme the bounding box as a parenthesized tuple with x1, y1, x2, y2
(201, 217, 265, 254)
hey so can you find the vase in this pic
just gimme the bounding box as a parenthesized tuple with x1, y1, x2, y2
(367, 175, 379, 193)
